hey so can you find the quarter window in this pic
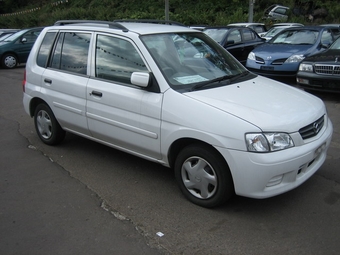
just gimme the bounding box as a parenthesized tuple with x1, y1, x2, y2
(95, 35, 147, 84)
(37, 32, 57, 67)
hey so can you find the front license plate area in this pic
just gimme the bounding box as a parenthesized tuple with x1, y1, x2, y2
(260, 66, 274, 71)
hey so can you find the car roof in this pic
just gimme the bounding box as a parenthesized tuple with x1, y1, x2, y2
(228, 23, 265, 26)
(52, 20, 195, 35)
(272, 23, 304, 27)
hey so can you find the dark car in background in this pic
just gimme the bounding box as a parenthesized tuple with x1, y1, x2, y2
(246, 26, 339, 78)
(296, 36, 340, 93)
(203, 26, 265, 65)
(0, 27, 43, 69)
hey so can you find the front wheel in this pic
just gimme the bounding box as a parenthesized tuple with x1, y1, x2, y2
(34, 104, 65, 145)
(174, 144, 234, 208)
(1, 53, 18, 69)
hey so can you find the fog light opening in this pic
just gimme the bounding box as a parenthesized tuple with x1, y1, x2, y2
(267, 175, 283, 187)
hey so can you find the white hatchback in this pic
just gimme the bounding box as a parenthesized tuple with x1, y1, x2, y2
(23, 20, 333, 208)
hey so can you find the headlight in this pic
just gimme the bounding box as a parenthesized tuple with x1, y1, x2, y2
(285, 54, 305, 63)
(248, 52, 255, 60)
(299, 63, 313, 72)
(245, 133, 294, 152)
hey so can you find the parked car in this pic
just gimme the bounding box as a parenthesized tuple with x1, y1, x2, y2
(260, 24, 304, 41)
(203, 26, 266, 65)
(0, 28, 19, 37)
(0, 27, 43, 68)
(296, 36, 340, 93)
(228, 22, 267, 36)
(246, 26, 338, 78)
(23, 20, 332, 208)
(263, 4, 290, 22)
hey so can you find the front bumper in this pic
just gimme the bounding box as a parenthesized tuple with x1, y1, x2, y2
(296, 72, 340, 93)
(219, 117, 333, 199)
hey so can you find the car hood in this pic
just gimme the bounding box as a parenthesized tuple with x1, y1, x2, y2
(253, 43, 313, 58)
(185, 76, 324, 132)
(303, 49, 340, 63)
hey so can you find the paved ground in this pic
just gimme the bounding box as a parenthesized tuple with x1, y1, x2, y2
(0, 116, 162, 255)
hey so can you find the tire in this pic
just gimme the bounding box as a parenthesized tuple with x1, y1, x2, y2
(34, 104, 65, 145)
(174, 144, 234, 208)
(1, 53, 18, 69)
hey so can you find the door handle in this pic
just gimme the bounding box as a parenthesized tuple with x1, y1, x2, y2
(44, 78, 52, 84)
(91, 91, 103, 97)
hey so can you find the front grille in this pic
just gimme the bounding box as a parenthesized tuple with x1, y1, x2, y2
(299, 115, 324, 139)
(255, 56, 264, 64)
(315, 64, 340, 75)
(271, 58, 287, 65)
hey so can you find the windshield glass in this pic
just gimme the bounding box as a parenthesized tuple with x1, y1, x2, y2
(265, 27, 285, 37)
(203, 28, 229, 43)
(270, 29, 319, 45)
(330, 37, 340, 49)
(2, 29, 27, 42)
(141, 32, 248, 91)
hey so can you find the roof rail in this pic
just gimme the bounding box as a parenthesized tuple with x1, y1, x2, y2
(54, 20, 129, 32)
(113, 19, 186, 27)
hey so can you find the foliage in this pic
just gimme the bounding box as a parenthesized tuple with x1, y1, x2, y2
(0, 0, 338, 29)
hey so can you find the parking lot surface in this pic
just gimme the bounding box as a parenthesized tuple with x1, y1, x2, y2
(1, 66, 339, 254)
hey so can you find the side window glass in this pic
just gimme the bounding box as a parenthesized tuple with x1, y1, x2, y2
(321, 30, 332, 46)
(95, 35, 148, 84)
(242, 29, 255, 41)
(226, 30, 241, 45)
(37, 32, 57, 67)
(49, 32, 91, 75)
(22, 30, 39, 43)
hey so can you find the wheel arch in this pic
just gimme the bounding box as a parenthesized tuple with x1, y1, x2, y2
(168, 138, 231, 171)
(28, 97, 49, 117)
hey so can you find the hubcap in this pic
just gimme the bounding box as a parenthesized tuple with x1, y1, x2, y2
(181, 156, 217, 199)
(4, 55, 17, 68)
(37, 110, 52, 139)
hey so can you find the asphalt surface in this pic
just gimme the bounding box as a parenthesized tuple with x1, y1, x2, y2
(0, 70, 162, 254)
(1, 66, 340, 255)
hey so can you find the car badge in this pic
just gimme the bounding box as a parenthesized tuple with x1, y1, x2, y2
(313, 122, 320, 134)
(266, 56, 272, 60)
(335, 57, 338, 63)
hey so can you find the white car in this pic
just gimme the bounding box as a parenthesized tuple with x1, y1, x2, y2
(23, 20, 333, 208)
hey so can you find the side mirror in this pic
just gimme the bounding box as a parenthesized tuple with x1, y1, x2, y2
(21, 38, 27, 43)
(130, 72, 150, 87)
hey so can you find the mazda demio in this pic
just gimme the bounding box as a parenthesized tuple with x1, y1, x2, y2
(23, 20, 333, 208)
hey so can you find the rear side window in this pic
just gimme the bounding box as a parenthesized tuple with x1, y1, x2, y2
(37, 32, 57, 67)
(95, 34, 147, 84)
(50, 32, 91, 75)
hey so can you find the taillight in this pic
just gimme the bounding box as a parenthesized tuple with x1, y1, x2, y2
(22, 69, 26, 92)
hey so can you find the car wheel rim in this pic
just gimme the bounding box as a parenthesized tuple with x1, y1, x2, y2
(4, 56, 16, 68)
(36, 110, 52, 139)
(181, 156, 217, 199)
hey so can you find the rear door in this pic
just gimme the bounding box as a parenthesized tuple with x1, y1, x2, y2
(39, 30, 91, 136)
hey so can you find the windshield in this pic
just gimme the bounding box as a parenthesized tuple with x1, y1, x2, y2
(265, 27, 285, 37)
(330, 37, 340, 49)
(141, 32, 248, 91)
(270, 29, 319, 45)
(2, 29, 27, 42)
(202, 28, 230, 43)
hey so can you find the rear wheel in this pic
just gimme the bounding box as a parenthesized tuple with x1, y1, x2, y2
(34, 104, 65, 145)
(174, 144, 234, 208)
(1, 53, 18, 69)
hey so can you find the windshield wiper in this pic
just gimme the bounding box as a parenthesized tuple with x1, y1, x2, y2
(190, 75, 231, 91)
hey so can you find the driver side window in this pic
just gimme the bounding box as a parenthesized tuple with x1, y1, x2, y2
(95, 35, 148, 84)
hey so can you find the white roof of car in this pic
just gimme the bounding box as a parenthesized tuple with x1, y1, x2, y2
(228, 23, 265, 27)
(52, 20, 195, 35)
